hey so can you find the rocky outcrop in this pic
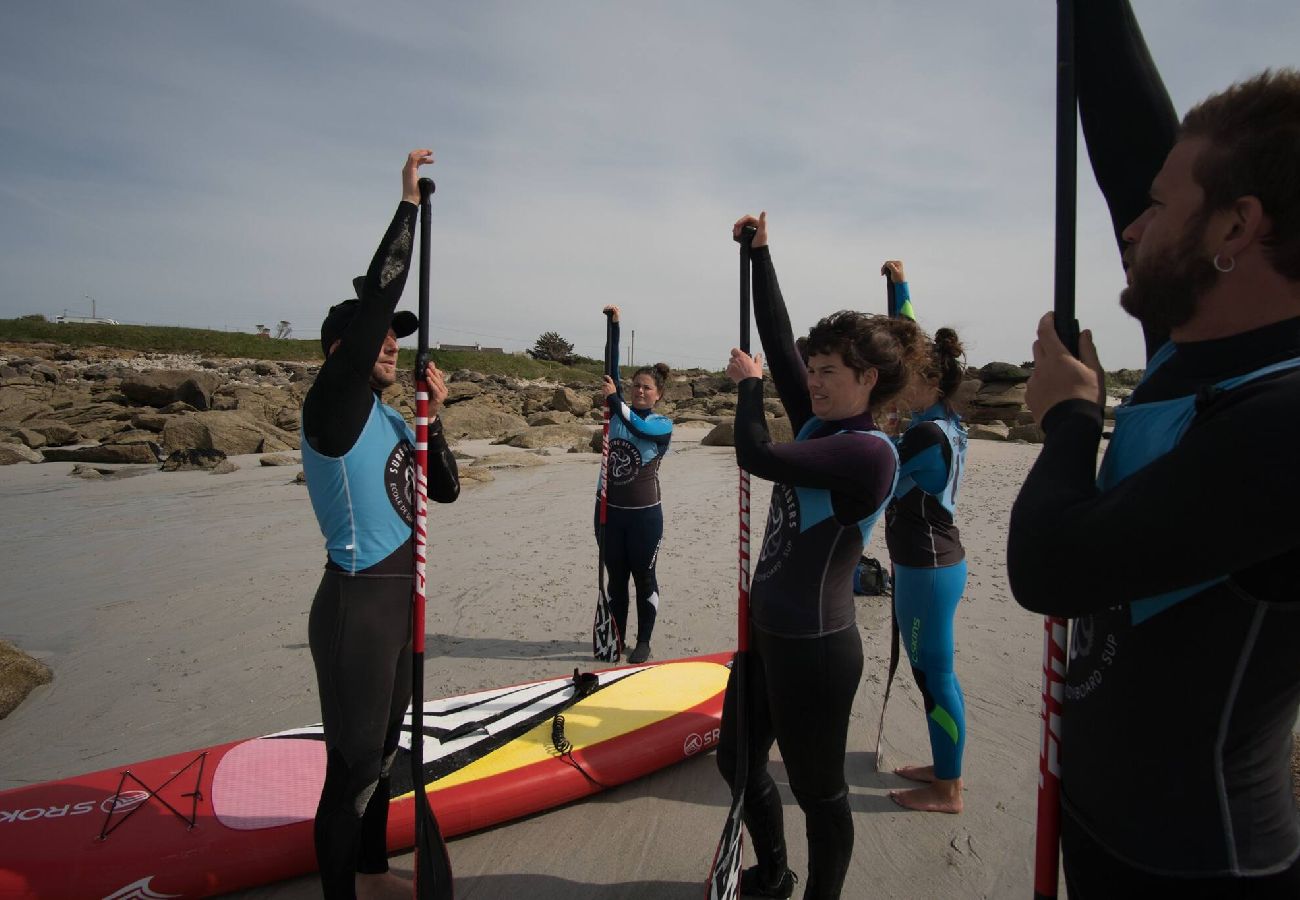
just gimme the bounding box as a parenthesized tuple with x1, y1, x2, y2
(440, 401, 529, 441)
(119, 370, 221, 410)
(496, 423, 596, 451)
(0, 640, 52, 720)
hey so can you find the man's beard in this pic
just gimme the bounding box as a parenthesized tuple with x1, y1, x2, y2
(1119, 215, 1219, 332)
(369, 364, 397, 391)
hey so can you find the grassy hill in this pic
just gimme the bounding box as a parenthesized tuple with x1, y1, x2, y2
(0, 316, 609, 381)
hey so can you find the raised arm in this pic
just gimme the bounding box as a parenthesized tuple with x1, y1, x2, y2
(733, 212, 815, 431)
(1077, 0, 1179, 360)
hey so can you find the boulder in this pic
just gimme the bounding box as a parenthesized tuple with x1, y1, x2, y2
(130, 412, 172, 433)
(439, 402, 529, 441)
(0, 442, 43, 465)
(977, 362, 1031, 384)
(457, 466, 496, 485)
(0, 640, 53, 720)
(497, 424, 596, 451)
(0, 386, 54, 423)
(972, 381, 1028, 408)
(259, 453, 301, 466)
(161, 411, 289, 455)
(161, 448, 228, 472)
(210, 459, 240, 475)
(551, 387, 592, 415)
(968, 423, 1010, 441)
(701, 422, 735, 447)
(527, 411, 576, 426)
(662, 380, 694, 402)
(43, 443, 161, 464)
(472, 452, 547, 469)
(1007, 423, 1046, 443)
(444, 382, 482, 404)
(119, 370, 221, 410)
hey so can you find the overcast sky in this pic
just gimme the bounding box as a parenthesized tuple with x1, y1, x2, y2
(2, 1, 1296, 369)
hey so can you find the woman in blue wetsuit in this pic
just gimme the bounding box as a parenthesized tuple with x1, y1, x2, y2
(717, 212, 927, 899)
(596, 305, 674, 664)
(883, 320, 970, 814)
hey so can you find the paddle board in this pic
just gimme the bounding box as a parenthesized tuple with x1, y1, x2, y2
(0, 652, 730, 898)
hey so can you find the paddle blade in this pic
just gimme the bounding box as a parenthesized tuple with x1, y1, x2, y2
(413, 787, 454, 899)
(592, 588, 620, 662)
(705, 799, 744, 900)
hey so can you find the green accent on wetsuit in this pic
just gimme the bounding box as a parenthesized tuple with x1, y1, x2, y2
(928, 705, 960, 746)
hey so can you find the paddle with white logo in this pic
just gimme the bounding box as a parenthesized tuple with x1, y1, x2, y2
(1035, 3, 1075, 898)
(411, 175, 455, 900)
(706, 223, 757, 900)
(593, 308, 622, 662)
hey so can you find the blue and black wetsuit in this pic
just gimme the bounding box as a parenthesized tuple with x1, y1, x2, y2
(1009, 4, 1300, 895)
(300, 201, 459, 899)
(594, 320, 673, 647)
(716, 245, 898, 899)
(886, 402, 969, 781)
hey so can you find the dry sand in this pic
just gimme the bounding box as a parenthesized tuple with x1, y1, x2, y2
(1, 429, 1059, 898)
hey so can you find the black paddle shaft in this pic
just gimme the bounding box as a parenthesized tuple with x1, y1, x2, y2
(604, 309, 615, 378)
(884, 271, 898, 319)
(417, 178, 436, 369)
(1054, 0, 1080, 356)
(736, 225, 756, 355)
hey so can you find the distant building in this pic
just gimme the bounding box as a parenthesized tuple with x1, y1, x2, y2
(436, 343, 505, 354)
(55, 315, 119, 325)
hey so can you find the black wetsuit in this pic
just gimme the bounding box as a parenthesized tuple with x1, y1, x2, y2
(594, 320, 674, 646)
(716, 246, 897, 899)
(301, 201, 459, 899)
(1008, 4, 1300, 895)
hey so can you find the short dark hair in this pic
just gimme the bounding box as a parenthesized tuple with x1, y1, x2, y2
(1181, 69, 1300, 280)
(804, 311, 928, 410)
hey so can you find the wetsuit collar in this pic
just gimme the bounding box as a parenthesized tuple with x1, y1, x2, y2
(818, 409, 877, 434)
(910, 402, 954, 424)
(1166, 316, 1300, 381)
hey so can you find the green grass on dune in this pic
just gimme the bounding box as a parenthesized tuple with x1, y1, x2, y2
(0, 317, 608, 381)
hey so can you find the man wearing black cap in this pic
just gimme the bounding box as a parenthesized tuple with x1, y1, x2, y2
(300, 149, 459, 899)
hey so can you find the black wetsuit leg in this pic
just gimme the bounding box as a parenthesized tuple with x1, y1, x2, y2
(717, 634, 788, 881)
(718, 624, 864, 899)
(309, 569, 413, 899)
(595, 502, 632, 642)
(624, 504, 663, 644)
(1063, 812, 1300, 899)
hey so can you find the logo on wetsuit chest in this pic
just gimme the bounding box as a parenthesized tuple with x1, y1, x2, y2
(755, 484, 799, 581)
(384, 440, 414, 525)
(1065, 613, 1124, 703)
(607, 439, 642, 485)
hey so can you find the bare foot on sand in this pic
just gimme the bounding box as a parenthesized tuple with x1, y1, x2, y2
(357, 872, 413, 900)
(893, 764, 936, 783)
(889, 778, 963, 814)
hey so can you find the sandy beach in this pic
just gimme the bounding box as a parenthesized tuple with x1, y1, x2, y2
(2, 429, 1064, 898)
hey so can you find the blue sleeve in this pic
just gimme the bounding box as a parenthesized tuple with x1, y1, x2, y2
(897, 422, 951, 495)
(891, 281, 916, 321)
(607, 396, 672, 447)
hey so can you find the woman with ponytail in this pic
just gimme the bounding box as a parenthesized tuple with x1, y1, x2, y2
(882, 298, 971, 815)
(717, 212, 928, 899)
(596, 305, 674, 664)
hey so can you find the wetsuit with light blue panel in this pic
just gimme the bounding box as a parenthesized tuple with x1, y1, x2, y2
(299, 200, 459, 900)
(594, 319, 673, 647)
(1006, 5, 1300, 892)
(303, 397, 417, 573)
(886, 402, 969, 781)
